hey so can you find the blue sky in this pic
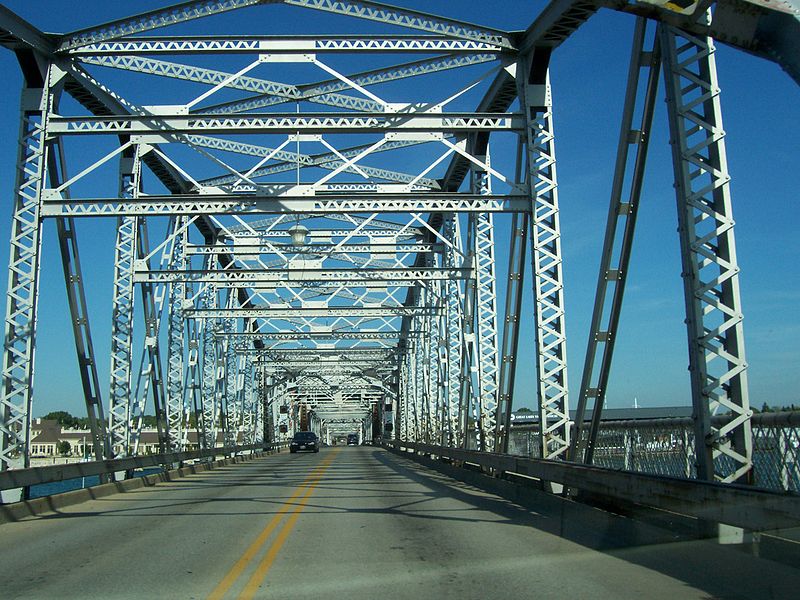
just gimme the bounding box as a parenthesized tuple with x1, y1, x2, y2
(0, 0, 797, 418)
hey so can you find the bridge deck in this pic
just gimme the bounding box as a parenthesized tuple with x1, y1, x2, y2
(0, 447, 796, 599)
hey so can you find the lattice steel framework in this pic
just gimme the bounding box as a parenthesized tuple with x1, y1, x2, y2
(0, 0, 792, 493)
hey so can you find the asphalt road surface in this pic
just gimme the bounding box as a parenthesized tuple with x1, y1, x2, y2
(0, 446, 797, 599)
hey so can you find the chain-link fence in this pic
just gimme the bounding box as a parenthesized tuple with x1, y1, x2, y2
(507, 412, 800, 492)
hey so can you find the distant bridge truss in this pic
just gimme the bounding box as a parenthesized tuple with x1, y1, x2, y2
(0, 0, 797, 494)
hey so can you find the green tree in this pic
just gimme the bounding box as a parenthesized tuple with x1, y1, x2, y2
(141, 415, 159, 428)
(57, 440, 72, 456)
(43, 411, 76, 427)
(42, 411, 91, 429)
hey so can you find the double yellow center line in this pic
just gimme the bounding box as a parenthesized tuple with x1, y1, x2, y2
(208, 449, 340, 600)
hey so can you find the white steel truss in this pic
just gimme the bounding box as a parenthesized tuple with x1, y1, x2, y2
(0, 0, 774, 498)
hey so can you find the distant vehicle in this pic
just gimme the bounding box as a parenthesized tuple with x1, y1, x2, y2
(290, 431, 320, 453)
(347, 434, 358, 446)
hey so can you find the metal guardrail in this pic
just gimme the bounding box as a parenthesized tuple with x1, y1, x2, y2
(0, 442, 289, 493)
(383, 439, 800, 532)
(507, 411, 800, 492)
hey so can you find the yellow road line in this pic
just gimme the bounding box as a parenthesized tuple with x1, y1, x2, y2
(237, 465, 328, 600)
(207, 450, 339, 600)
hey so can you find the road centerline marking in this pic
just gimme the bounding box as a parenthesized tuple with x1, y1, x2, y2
(207, 450, 339, 600)
(237, 449, 339, 600)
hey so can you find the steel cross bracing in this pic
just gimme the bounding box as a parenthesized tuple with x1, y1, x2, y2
(128, 219, 172, 456)
(0, 0, 786, 493)
(56, 0, 515, 52)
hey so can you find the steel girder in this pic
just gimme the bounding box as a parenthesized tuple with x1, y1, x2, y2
(48, 113, 524, 135)
(186, 306, 440, 318)
(66, 36, 504, 56)
(40, 194, 528, 217)
(134, 267, 470, 284)
(661, 24, 752, 483)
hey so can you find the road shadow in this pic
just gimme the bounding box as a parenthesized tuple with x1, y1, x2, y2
(369, 447, 800, 600)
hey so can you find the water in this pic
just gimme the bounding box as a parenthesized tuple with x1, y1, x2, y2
(28, 467, 164, 500)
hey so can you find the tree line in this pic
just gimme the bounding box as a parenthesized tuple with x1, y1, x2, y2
(41, 411, 161, 429)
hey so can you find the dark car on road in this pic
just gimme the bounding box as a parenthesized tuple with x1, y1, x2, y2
(347, 434, 358, 446)
(290, 431, 320, 453)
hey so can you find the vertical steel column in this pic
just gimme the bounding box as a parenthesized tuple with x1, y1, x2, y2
(410, 327, 422, 441)
(398, 349, 410, 441)
(520, 49, 570, 460)
(495, 212, 528, 453)
(184, 296, 205, 450)
(1, 65, 55, 472)
(57, 215, 111, 462)
(130, 219, 170, 456)
(495, 137, 528, 453)
(419, 292, 432, 443)
(166, 217, 187, 452)
(569, 18, 661, 464)
(48, 133, 110, 464)
(107, 149, 140, 458)
(253, 366, 264, 445)
(200, 273, 219, 451)
(433, 277, 448, 446)
(443, 214, 464, 447)
(223, 303, 238, 448)
(240, 354, 254, 445)
(661, 25, 753, 483)
(459, 215, 479, 449)
(471, 162, 500, 451)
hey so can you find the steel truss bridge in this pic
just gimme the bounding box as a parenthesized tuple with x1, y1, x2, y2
(0, 0, 798, 547)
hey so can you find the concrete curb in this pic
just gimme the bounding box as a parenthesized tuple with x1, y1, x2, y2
(0, 449, 281, 525)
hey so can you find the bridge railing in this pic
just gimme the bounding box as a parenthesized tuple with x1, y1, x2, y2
(383, 439, 799, 533)
(0, 442, 289, 499)
(507, 412, 800, 492)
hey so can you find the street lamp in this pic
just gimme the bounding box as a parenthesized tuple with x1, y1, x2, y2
(288, 223, 308, 246)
